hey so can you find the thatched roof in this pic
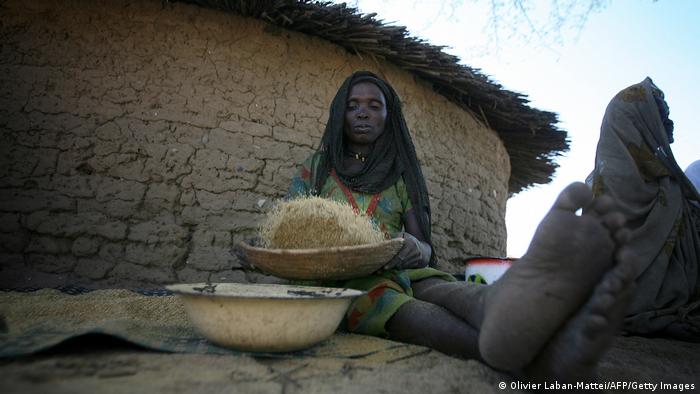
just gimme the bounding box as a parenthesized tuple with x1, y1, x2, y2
(175, 0, 569, 194)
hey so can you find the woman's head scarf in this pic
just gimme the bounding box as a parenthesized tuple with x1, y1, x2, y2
(312, 71, 434, 260)
(587, 77, 700, 339)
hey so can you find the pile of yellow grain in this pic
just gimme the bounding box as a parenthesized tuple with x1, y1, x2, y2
(259, 196, 385, 249)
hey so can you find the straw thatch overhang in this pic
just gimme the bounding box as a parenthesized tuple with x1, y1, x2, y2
(173, 0, 569, 194)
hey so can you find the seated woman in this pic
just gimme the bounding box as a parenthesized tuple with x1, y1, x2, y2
(587, 78, 700, 341)
(281, 71, 635, 381)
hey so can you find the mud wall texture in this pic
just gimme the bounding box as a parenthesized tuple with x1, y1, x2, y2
(0, 0, 510, 287)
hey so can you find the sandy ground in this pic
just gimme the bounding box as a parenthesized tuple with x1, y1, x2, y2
(1, 334, 698, 394)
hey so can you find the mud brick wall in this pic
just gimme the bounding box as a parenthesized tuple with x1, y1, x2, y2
(0, 0, 510, 288)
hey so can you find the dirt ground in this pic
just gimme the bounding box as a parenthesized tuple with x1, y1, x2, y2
(1, 334, 698, 394)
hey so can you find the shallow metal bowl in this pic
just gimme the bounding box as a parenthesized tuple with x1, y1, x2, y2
(239, 238, 404, 280)
(166, 283, 365, 352)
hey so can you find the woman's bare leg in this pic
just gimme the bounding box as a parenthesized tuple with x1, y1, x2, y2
(386, 299, 482, 360)
(411, 277, 486, 329)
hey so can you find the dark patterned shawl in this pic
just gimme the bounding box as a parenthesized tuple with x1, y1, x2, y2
(588, 77, 700, 340)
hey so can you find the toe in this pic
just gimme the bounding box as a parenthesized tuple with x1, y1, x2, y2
(614, 227, 632, 244)
(615, 247, 641, 280)
(589, 292, 617, 314)
(584, 194, 617, 217)
(601, 212, 627, 232)
(552, 182, 593, 213)
(582, 314, 608, 337)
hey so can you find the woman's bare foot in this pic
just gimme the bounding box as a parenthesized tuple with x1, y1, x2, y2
(478, 182, 627, 371)
(523, 248, 637, 382)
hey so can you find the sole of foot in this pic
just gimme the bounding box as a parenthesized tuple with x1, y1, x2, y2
(523, 247, 637, 382)
(479, 182, 627, 371)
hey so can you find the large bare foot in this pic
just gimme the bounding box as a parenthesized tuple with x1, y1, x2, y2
(479, 182, 627, 371)
(524, 248, 637, 382)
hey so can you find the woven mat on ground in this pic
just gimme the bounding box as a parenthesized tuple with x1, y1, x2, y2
(0, 288, 424, 362)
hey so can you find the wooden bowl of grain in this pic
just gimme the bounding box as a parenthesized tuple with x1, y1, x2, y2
(239, 238, 404, 280)
(245, 196, 404, 280)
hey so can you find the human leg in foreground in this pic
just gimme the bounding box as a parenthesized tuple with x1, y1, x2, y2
(386, 182, 636, 380)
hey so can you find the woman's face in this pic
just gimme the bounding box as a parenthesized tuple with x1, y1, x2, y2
(652, 88, 674, 143)
(657, 98, 675, 143)
(344, 82, 387, 148)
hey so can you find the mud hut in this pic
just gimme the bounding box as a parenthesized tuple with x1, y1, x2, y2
(0, 0, 567, 287)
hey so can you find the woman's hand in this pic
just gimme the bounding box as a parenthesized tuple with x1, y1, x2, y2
(382, 232, 431, 271)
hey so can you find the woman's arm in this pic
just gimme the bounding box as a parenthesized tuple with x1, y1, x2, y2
(382, 208, 432, 270)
